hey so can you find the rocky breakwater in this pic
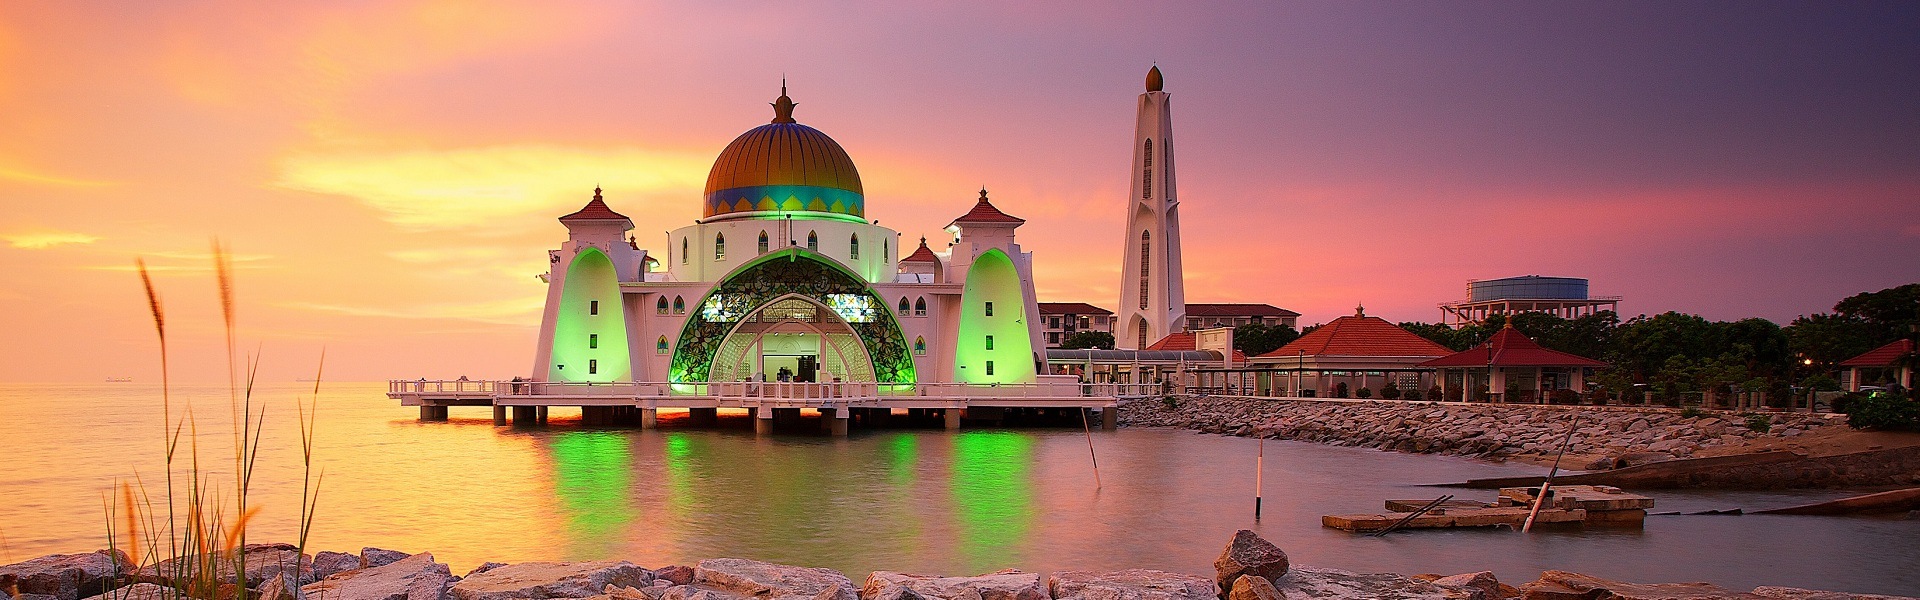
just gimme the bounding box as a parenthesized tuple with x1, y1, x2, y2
(1121, 396, 1838, 468)
(5, 531, 1910, 600)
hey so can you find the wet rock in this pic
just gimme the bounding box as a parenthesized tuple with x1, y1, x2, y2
(76, 584, 171, 600)
(1214, 530, 1289, 596)
(1269, 567, 1451, 599)
(314, 552, 362, 580)
(302, 552, 451, 600)
(0, 550, 133, 600)
(694, 558, 855, 600)
(1225, 575, 1284, 600)
(361, 549, 413, 570)
(450, 561, 651, 600)
(138, 544, 312, 589)
(1518, 570, 1760, 599)
(1049, 569, 1217, 600)
(655, 566, 694, 587)
(861, 570, 1046, 600)
(1429, 572, 1501, 600)
(1751, 586, 1918, 599)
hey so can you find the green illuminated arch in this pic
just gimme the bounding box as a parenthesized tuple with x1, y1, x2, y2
(955, 248, 1035, 383)
(668, 248, 915, 384)
(550, 247, 630, 382)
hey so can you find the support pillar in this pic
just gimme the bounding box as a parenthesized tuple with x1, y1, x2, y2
(513, 406, 537, 425)
(1102, 407, 1118, 430)
(690, 407, 718, 426)
(944, 408, 962, 430)
(420, 406, 447, 421)
(755, 406, 773, 436)
(537, 406, 548, 424)
(640, 408, 657, 430)
(493, 405, 507, 426)
(830, 409, 849, 437)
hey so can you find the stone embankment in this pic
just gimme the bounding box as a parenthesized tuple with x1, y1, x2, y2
(2, 531, 1910, 600)
(1120, 396, 1839, 468)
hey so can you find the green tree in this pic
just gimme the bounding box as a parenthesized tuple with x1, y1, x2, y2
(1786, 313, 1878, 373)
(1060, 331, 1114, 350)
(1234, 323, 1300, 357)
(1834, 283, 1920, 342)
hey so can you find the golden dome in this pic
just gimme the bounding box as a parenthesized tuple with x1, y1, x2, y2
(703, 86, 865, 221)
(1146, 65, 1163, 92)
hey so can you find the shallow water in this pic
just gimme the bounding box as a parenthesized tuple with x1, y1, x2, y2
(2, 383, 1916, 596)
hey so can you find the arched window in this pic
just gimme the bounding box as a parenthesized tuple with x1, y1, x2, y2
(1138, 320, 1149, 350)
(914, 336, 926, 356)
(914, 297, 927, 317)
(672, 295, 685, 314)
(849, 233, 860, 259)
(806, 231, 818, 251)
(899, 297, 911, 314)
(758, 231, 769, 254)
(656, 296, 669, 315)
(656, 336, 669, 354)
(883, 237, 889, 262)
(1139, 231, 1151, 310)
(714, 233, 726, 260)
(1144, 139, 1152, 167)
(681, 238, 688, 264)
(1142, 139, 1153, 199)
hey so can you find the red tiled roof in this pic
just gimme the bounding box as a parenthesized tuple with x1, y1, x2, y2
(1039, 302, 1113, 315)
(947, 189, 1024, 227)
(1418, 327, 1608, 368)
(559, 188, 631, 222)
(901, 237, 941, 264)
(1185, 303, 1300, 317)
(1840, 339, 1915, 368)
(1260, 315, 1452, 359)
(1145, 332, 1248, 362)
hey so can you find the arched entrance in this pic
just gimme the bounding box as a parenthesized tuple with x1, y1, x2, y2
(706, 295, 876, 383)
(669, 248, 915, 384)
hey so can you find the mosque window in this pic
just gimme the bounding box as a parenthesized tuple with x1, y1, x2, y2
(1142, 139, 1153, 199)
(1139, 231, 1151, 310)
(1144, 139, 1152, 167)
(681, 238, 688, 264)
(673, 296, 685, 314)
(914, 337, 926, 355)
(715, 233, 726, 260)
(590, 300, 600, 316)
(985, 361, 995, 376)
(985, 335, 994, 350)
(899, 297, 911, 314)
(1138, 321, 1148, 350)
(807, 231, 818, 251)
(589, 334, 598, 349)
(985, 301, 994, 317)
(588, 359, 598, 375)
(914, 297, 926, 317)
(883, 238, 889, 261)
(657, 296, 669, 315)
(850, 233, 860, 259)
(758, 231, 769, 254)
(657, 336, 669, 354)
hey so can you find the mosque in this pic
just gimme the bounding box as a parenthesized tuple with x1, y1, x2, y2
(393, 67, 1202, 432)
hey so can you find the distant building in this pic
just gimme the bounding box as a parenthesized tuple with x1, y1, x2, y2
(1438, 275, 1619, 326)
(1038, 302, 1115, 348)
(1840, 339, 1914, 392)
(1184, 303, 1299, 330)
(1239, 305, 1452, 397)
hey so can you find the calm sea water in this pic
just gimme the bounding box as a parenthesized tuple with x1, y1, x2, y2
(2, 383, 1916, 596)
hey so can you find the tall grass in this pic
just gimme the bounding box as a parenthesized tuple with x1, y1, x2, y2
(102, 242, 325, 600)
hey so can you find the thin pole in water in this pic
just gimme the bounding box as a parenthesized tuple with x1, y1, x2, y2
(1255, 435, 1265, 520)
(1523, 410, 1582, 533)
(1081, 407, 1102, 488)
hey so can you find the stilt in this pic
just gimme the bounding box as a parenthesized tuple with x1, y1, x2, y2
(819, 408, 836, 432)
(537, 406, 548, 424)
(421, 405, 448, 421)
(870, 407, 890, 428)
(493, 405, 507, 426)
(944, 408, 962, 430)
(755, 406, 773, 436)
(641, 407, 657, 429)
(831, 409, 850, 437)
(513, 406, 537, 425)
(1102, 406, 1118, 431)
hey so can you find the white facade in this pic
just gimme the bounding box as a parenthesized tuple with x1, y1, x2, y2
(1117, 65, 1188, 350)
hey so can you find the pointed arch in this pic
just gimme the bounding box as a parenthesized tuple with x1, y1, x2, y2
(806, 231, 818, 251)
(667, 248, 915, 384)
(549, 247, 629, 382)
(673, 295, 686, 314)
(883, 237, 889, 262)
(849, 233, 860, 259)
(758, 230, 769, 254)
(1139, 230, 1151, 310)
(899, 296, 911, 314)
(656, 296, 669, 315)
(1142, 139, 1153, 199)
(914, 336, 926, 355)
(714, 232, 726, 260)
(1137, 318, 1149, 351)
(914, 296, 927, 317)
(681, 237, 689, 264)
(656, 335, 670, 354)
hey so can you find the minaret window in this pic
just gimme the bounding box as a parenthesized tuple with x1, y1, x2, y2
(850, 233, 860, 259)
(1138, 321, 1149, 350)
(1139, 231, 1151, 310)
(985, 335, 994, 350)
(807, 231, 818, 251)
(588, 359, 598, 375)
(883, 238, 889, 261)
(714, 233, 726, 260)
(914, 297, 927, 316)
(681, 238, 688, 264)
(589, 334, 598, 349)
(1142, 139, 1153, 199)
(758, 231, 769, 254)
(672, 296, 685, 314)
(657, 297, 668, 315)
(985, 361, 995, 376)
(590, 300, 600, 316)
(1144, 139, 1152, 167)
(985, 301, 994, 317)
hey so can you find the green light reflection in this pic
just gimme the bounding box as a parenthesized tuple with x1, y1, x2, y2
(950, 431, 1033, 572)
(550, 431, 636, 558)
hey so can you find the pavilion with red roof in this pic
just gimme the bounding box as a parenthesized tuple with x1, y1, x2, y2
(1840, 339, 1914, 392)
(1418, 325, 1607, 403)
(1234, 304, 1455, 397)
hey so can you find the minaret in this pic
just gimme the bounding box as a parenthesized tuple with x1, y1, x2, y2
(1116, 65, 1186, 350)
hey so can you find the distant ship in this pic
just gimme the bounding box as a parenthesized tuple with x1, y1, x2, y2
(104, 376, 134, 383)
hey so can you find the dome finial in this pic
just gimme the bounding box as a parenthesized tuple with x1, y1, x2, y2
(771, 79, 796, 124)
(1146, 64, 1163, 92)
(593, 185, 602, 200)
(1355, 302, 1365, 317)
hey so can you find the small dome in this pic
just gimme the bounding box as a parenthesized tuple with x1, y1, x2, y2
(703, 87, 865, 221)
(1146, 65, 1163, 92)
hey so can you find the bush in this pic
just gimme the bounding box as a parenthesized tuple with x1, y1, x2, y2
(1621, 388, 1645, 405)
(1587, 389, 1610, 405)
(1161, 396, 1178, 409)
(1356, 387, 1373, 399)
(1380, 382, 1402, 400)
(1471, 384, 1490, 402)
(1403, 388, 1424, 401)
(1430, 385, 1445, 402)
(1549, 389, 1581, 405)
(1334, 382, 1350, 398)
(1680, 406, 1704, 419)
(1745, 414, 1772, 433)
(1801, 374, 1841, 392)
(1844, 390, 1920, 431)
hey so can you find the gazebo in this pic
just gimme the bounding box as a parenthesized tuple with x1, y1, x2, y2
(1419, 325, 1606, 403)
(1840, 339, 1914, 392)
(1241, 305, 1454, 398)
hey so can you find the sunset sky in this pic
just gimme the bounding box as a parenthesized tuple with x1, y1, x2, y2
(2, 1, 1916, 383)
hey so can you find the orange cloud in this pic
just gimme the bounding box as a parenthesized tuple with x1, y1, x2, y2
(2, 231, 99, 249)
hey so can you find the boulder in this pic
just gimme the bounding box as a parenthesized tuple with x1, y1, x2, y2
(1751, 587, 1919, 600)
(693, 558, 855, 600)
(586, 586, 653, 600)
(1049, 569, 1217, 600)
(1225, 575, 1284, 600)
(861, 570, 1046, 600)
(75, 584, 171, 600)
(314, 552, 363, 580)
(1269, 567, 1452, 600)
(654, 585, 754, 600)
(1214, 530, 1289, 596)
(450, 561, 651, 600)
(301, 552, 452, 600)
(462, 564, 507, 579)
(362, 549, 414, 570)
(0, 550, 132, 600)
(654, 566, 694, 587)
(1429, 572, 1501, 600)
(1518, 571, 1761, 599)
(138, 543, 312, 589)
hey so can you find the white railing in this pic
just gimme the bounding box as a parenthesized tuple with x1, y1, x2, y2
(389, 378, 1138, 400)
(389, 379, 497, 394)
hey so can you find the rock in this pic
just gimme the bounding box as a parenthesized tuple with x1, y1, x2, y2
(1581, 457, 1614, 471)
(1518, 570, 1761, 599)
(301, 553, 452, 600)
(656, 584, 753, 600)
(75, 584, 170, 600)
(1226, 575, 1284, 600)
(1613, 452, 1675, 468)
(314, 552, 362, 580)
(586, 586, 654, 600)
(694, 559, 854, 600)
(1751, 586, 1918, 599)
(1430, 572, 1501, 600)
(463, 564, 507, 579)
(1050, 570, 1217, 600)
(655, 567, 694, 587)
(450, 561, 651, 600)
(362, 549, 413, 570)
(0, 550, 132, 600)
(861, 570, 1046, 600)
(1214, 530, 1289, 595)
(1625, 419, 1651, 433)
(138, 544, 312, 589)
(1269, 567, 1452, 599)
